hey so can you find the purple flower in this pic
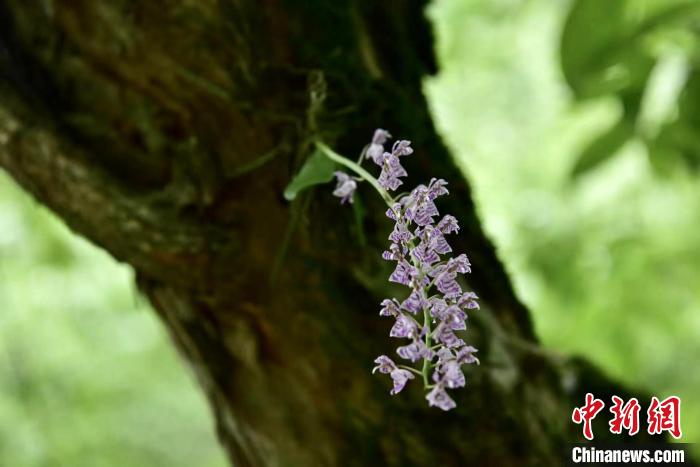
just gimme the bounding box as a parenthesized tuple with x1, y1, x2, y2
(429, 254, 472, 298)
(437, 215, 459, 234)
(432, 272, 462, 298)
(389, 368, 414, 395)
(382, 242, 404, 262)
(414, 226, 452, 265)
(426, 383, 457, 411)
(434, 304, 467, 330)
(331, 129, 480, 410)
(456, 345, 480, 365)
(397, 339, 432, 362)
(391, 140, 414, 157)
(429, 297, 447, 318)
(372, 355, 415, 395)
(435, 359, 466, 389)
(401, 287, 428, 314)
(385, 203, 402, 221)
(402, 185, 440, 226)
(450, 254, 472, 274)
(435, 347, 454, 364)
(457, 292, 480, 310)
(372, 355, 396, 374)
(389, 259, 415, 286)
(413, 246, 439, 266)
(389, 221, 413, 244)
(390, 314, 418, 339)
(433, 324, 465, 348)
(377, 152, 408, 191)
(427, 178, 449, 200)
(379, 298, 401, 317)
(366, 129, 391, 165)
(332, 171, 358, 204)
(431, 232, 453, 255)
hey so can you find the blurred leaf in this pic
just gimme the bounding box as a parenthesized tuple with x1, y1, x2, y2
(638, 51, 689, 138)
(563, 0, 700, 176)
(647, 70, 700, 174)
(283, 149, 335, 201)
(561, 0, 647, 99)
(561, 0, 700, 100)
(572, 117, 633, 177)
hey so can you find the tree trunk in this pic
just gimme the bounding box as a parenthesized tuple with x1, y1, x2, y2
(0, 1, 674, 466)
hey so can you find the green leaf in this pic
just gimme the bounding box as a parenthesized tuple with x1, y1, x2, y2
(572, 118, 633, 177)
(561, 0, 630, 98)
(283, 149, 336, 201)
(647, 70, 700, 175)
(561, 0, 700, 100)
(562, 0, 700, 175)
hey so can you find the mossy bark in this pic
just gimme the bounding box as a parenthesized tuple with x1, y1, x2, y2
(0, 1, 678, 466)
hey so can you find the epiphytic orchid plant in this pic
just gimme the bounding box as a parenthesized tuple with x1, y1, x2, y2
(316, 130, 480, 411)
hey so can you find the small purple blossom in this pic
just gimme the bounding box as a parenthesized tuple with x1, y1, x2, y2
(372, 355, 414, 395)
(389, 221, 413, 244)
(433, 304, 466, 330)
(389, 368, 414, 395)
(429, 254, 472, 298)
(428, 178, 449, 199)
(330, 130, 479, 410)
(401, 287, 428, 314)
(391, 140, 414, 157)
(457, 292, 480, 310)
(456, 345, 480, 365)
(397, 339, 432, 362)
(426, 383, 457, 411)
(377, 151, 408, 191)
(332, 171, 358, 204)
(437, 215, 460, 234)
(390, 313, 419, 339)
(381, 242, 403, 262)
(402, 185, 440, 226)
(372, 355, 396, 374)
(366, 129, 391, 165)
(433, 324, 466, 348)
(414, 225, 452, 266)
(385, 203, 401, 221)
(388, 259, 415, 286)
(379, 298, 401, 317)
(434, 358, 466, 389)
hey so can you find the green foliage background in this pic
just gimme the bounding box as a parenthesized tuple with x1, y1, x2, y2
(427, 0, 700, 453)
(0, 0, 698, 464)
(0, 172, 227, 465)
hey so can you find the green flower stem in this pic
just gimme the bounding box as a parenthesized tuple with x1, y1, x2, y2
(315, 141, 394, 206)
(398, 365, 424, 376)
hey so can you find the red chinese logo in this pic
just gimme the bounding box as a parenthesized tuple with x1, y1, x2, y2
(609, 396, 640, 436)
(572, 393, 605, 441)
(647, 396, 682, 439)
(572, 394, 682, 440)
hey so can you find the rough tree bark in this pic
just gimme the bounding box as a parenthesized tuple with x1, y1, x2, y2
(0, 1, 677, 466)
